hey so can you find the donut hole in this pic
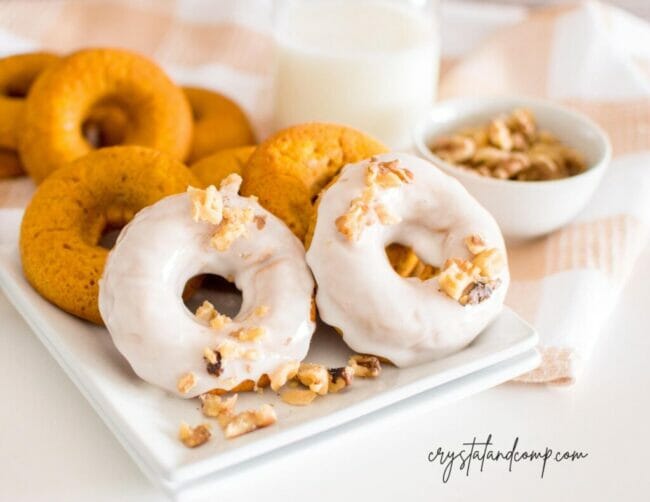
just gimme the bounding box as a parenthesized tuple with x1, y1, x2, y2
(4, 83, 30, 98)
(183, 273, 243, 318)
(98, 227, 122, 249)
(385, 243, 440, 281)
(82, 99, 130, 148)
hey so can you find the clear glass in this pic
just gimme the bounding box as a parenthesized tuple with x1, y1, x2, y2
(273, 0, 440, 149)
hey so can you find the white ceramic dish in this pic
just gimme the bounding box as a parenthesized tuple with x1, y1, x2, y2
(414, 96, 612, 239)
(0, 212, 539, 499)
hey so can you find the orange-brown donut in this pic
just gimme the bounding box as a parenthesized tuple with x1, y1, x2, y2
(184, 86, 255, 163)
(0, 52, 61, 150)
(19, 48, 193, 183)
(241, 123, 388, 241)
(20, 146, 198, 324)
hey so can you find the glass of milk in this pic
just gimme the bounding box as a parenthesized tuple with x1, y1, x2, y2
(273, 0, 440, 149)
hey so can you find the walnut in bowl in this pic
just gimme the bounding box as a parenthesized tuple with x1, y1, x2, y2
(414, 97, 611, 239)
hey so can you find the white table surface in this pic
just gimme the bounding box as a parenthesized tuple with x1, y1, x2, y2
(1, 242, 648, 501)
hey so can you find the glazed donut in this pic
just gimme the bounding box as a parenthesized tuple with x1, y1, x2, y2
(190, 145, 255, 187)
(242, 123, 388, 241)
(20, 146, 197, 324)
(0, 52, 60, 151)
(19, 48, 193, 183)
(184, 86, 255, 163)
(306, 153, 510, 366)
(99, 175, 315, 397)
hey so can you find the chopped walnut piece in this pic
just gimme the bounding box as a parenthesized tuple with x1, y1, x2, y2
(460, 279, 502, 306)
(472, 248, 505, 279)
(269, 361, 300, 391)
(335, 196, 369, 242)
(222, 404, 277, 439)
(428, 108, 585, 181)
(210, 206, 255, 251)
(203, 349, 223, 376)
(195, 300, 217, 322)
(209, 312, 232, 330)
(337, 159, 411, 242)
(216, 340, 243, 360)
(488, 117, 513, 151)
(438, 259, 480, 301)
(281, 388, 318, 406)
(231, 326, 265, 342)
(349, 355, 382, 378)
(296, 363, 330, 395)
(328, 366, 354, 393)
(254, 215, 266, 230)
(188, 185, 223, 224)
(179, 422, 211, 448)
(374, 203, 401, 225)
(367, 159, 414, 188)
(200, 393, 238, 418)
(464, 234, 487, 255)
(177, 372, 197, 394)
(429, 135, 476, 164)
(253, 305, 269, 317)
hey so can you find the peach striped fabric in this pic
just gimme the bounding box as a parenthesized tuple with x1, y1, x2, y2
(0, 0, 648, 384)
(442, 2, 650, 383)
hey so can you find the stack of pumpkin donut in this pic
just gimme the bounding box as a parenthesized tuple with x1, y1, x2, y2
(10, 47, 509, 399)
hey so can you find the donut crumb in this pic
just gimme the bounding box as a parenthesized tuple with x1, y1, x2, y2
(222, 403, 277, 439)
(177, 372, 197, 394)
(179, 422, 211, 448)
(348, 355, 382, 378)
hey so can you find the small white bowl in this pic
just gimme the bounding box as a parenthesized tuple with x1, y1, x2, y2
(413, 96, 612, 239)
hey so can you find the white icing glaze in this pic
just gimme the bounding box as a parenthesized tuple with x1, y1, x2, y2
(99, 181, 315, 398)
(306, 153, 510, 366)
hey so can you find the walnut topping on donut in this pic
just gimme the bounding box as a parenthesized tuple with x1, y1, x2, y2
(254, 305, 269, 317)
(269, 361, 300, 391)
(460, 279, 503, 306)
(210, 313, 232, 330)
(296, 363, 330, 395)
(188, 185, 224, 225)
(210, 206, 255, 251)
(438, 246, 505, 305)
(177, 372, 197, 394)
(179, 422, 211, 448)
(472, 248, 505, 279)
(464, 234, 487, 255)
(367, 159, 414, 187)
(222, 403, 277, 439)
(203, 348, 223, 376)
(438, 259, 481, 301)
(195, 300, 217, 322)
(200, 393, 238, 418)
(231, 326, 265, 342)
(349, 355, 382, 378)
(194, 300, 232, 329)
(336, 159, 413, 241)
(328, 366, 354, 393)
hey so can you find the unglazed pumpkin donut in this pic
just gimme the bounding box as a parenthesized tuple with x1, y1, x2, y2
(190, 145, 255, 187)
(19, 48, 193, 183)
(20, 146, 197, 324)
(184, 86, 255, 163)
(0, 52, 61, 151)
(306, 153, 509, 366)
(241, 123, 388, 241)
(0, 52, 61, 178)
(99, 175, 315, 397)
